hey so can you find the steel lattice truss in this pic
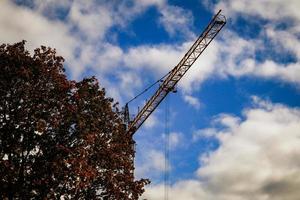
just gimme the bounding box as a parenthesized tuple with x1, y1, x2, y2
(127, 10, 226, 136)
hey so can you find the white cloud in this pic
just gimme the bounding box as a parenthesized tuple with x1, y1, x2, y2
(214, 31, 257, 76)
(94, 43, 124, 73)
(203, 0, 300, 87)
(251, 96, 273, 110)
(193, 128, 218, 141)
(122, 39, 220, 94)
(213, 113, 240, 129)
(168, 132, 181, 149)
(123, 43, 186, 76)
(183, 95, 201, 109)
(143, 98, 300, 200)
(68, 1, 113, 41)
(4, 0, 300, 106)
(135, 0, 166, 7)
(198, 98, 300, 200)
(0, 0, 218, 102)
(0, 0, 76, 60)
(254, 61, 300, 84)
(163, 132, 184, 150)
(122, 40, 215, 95)
(214, 0, 300, 22)
(118, 36, 224, 110)
(0, 0, 173, 102)
(188, 27, 300, 87)
(117, 71, 143, 96)
(265, 26, 300, 59)
(143, 112, 159, 129)
(143, 180, 208, 200)
(192, 114, 240, 142)
(136, 149, 170, 179)
(179, 41, 219, 93)
(30, 0, 72, 18)
(129, 0, 300, 91)
(134, 0, 194, 38)
(158, 5, 194, 38)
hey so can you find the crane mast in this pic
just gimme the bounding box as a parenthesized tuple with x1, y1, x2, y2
(126, 10, 226, 136)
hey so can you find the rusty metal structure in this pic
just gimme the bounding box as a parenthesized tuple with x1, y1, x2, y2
(125, 10, 226, 136)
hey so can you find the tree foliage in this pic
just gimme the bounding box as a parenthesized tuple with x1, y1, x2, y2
(0, 41, 149, 199)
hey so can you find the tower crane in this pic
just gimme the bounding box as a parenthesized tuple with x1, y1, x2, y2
(124, 10, 226, 136)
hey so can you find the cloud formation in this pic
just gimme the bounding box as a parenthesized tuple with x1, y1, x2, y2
(2, 0, 300, 106)
(158, 5, 194, 38)
(143, 97, 300, 200)
(209, 0, 300, 86)
(183, 95, 201, 110)
(0, 0, 76, 61)
(135, 149, 171, 180)
(0, 0, 200, 103)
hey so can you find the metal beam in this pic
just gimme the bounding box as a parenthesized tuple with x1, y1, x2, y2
(127, 10, 226, 136)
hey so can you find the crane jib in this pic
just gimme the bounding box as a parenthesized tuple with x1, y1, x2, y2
(127, 10, 226, 136)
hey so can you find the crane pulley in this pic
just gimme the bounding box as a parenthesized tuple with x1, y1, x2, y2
(125, 10, 226, 136)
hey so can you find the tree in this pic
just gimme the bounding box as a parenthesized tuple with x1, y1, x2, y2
(0, 41, 149, 199)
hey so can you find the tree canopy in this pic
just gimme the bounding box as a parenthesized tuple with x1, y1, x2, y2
(0, 41, 149, 199)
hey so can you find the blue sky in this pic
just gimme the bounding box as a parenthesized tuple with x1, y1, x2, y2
(1, 0, 300, 199)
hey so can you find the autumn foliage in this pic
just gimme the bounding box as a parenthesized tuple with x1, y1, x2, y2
(0, 41, 149, 199)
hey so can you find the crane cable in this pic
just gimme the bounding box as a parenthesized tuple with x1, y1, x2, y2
(125, 70, 172, 105)
(164, 95, 170, 200)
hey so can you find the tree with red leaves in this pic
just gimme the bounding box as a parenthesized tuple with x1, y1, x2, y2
(0, 41, 149, 199)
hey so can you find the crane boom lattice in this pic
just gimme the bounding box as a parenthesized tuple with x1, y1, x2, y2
(127, 10, 226, 136)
